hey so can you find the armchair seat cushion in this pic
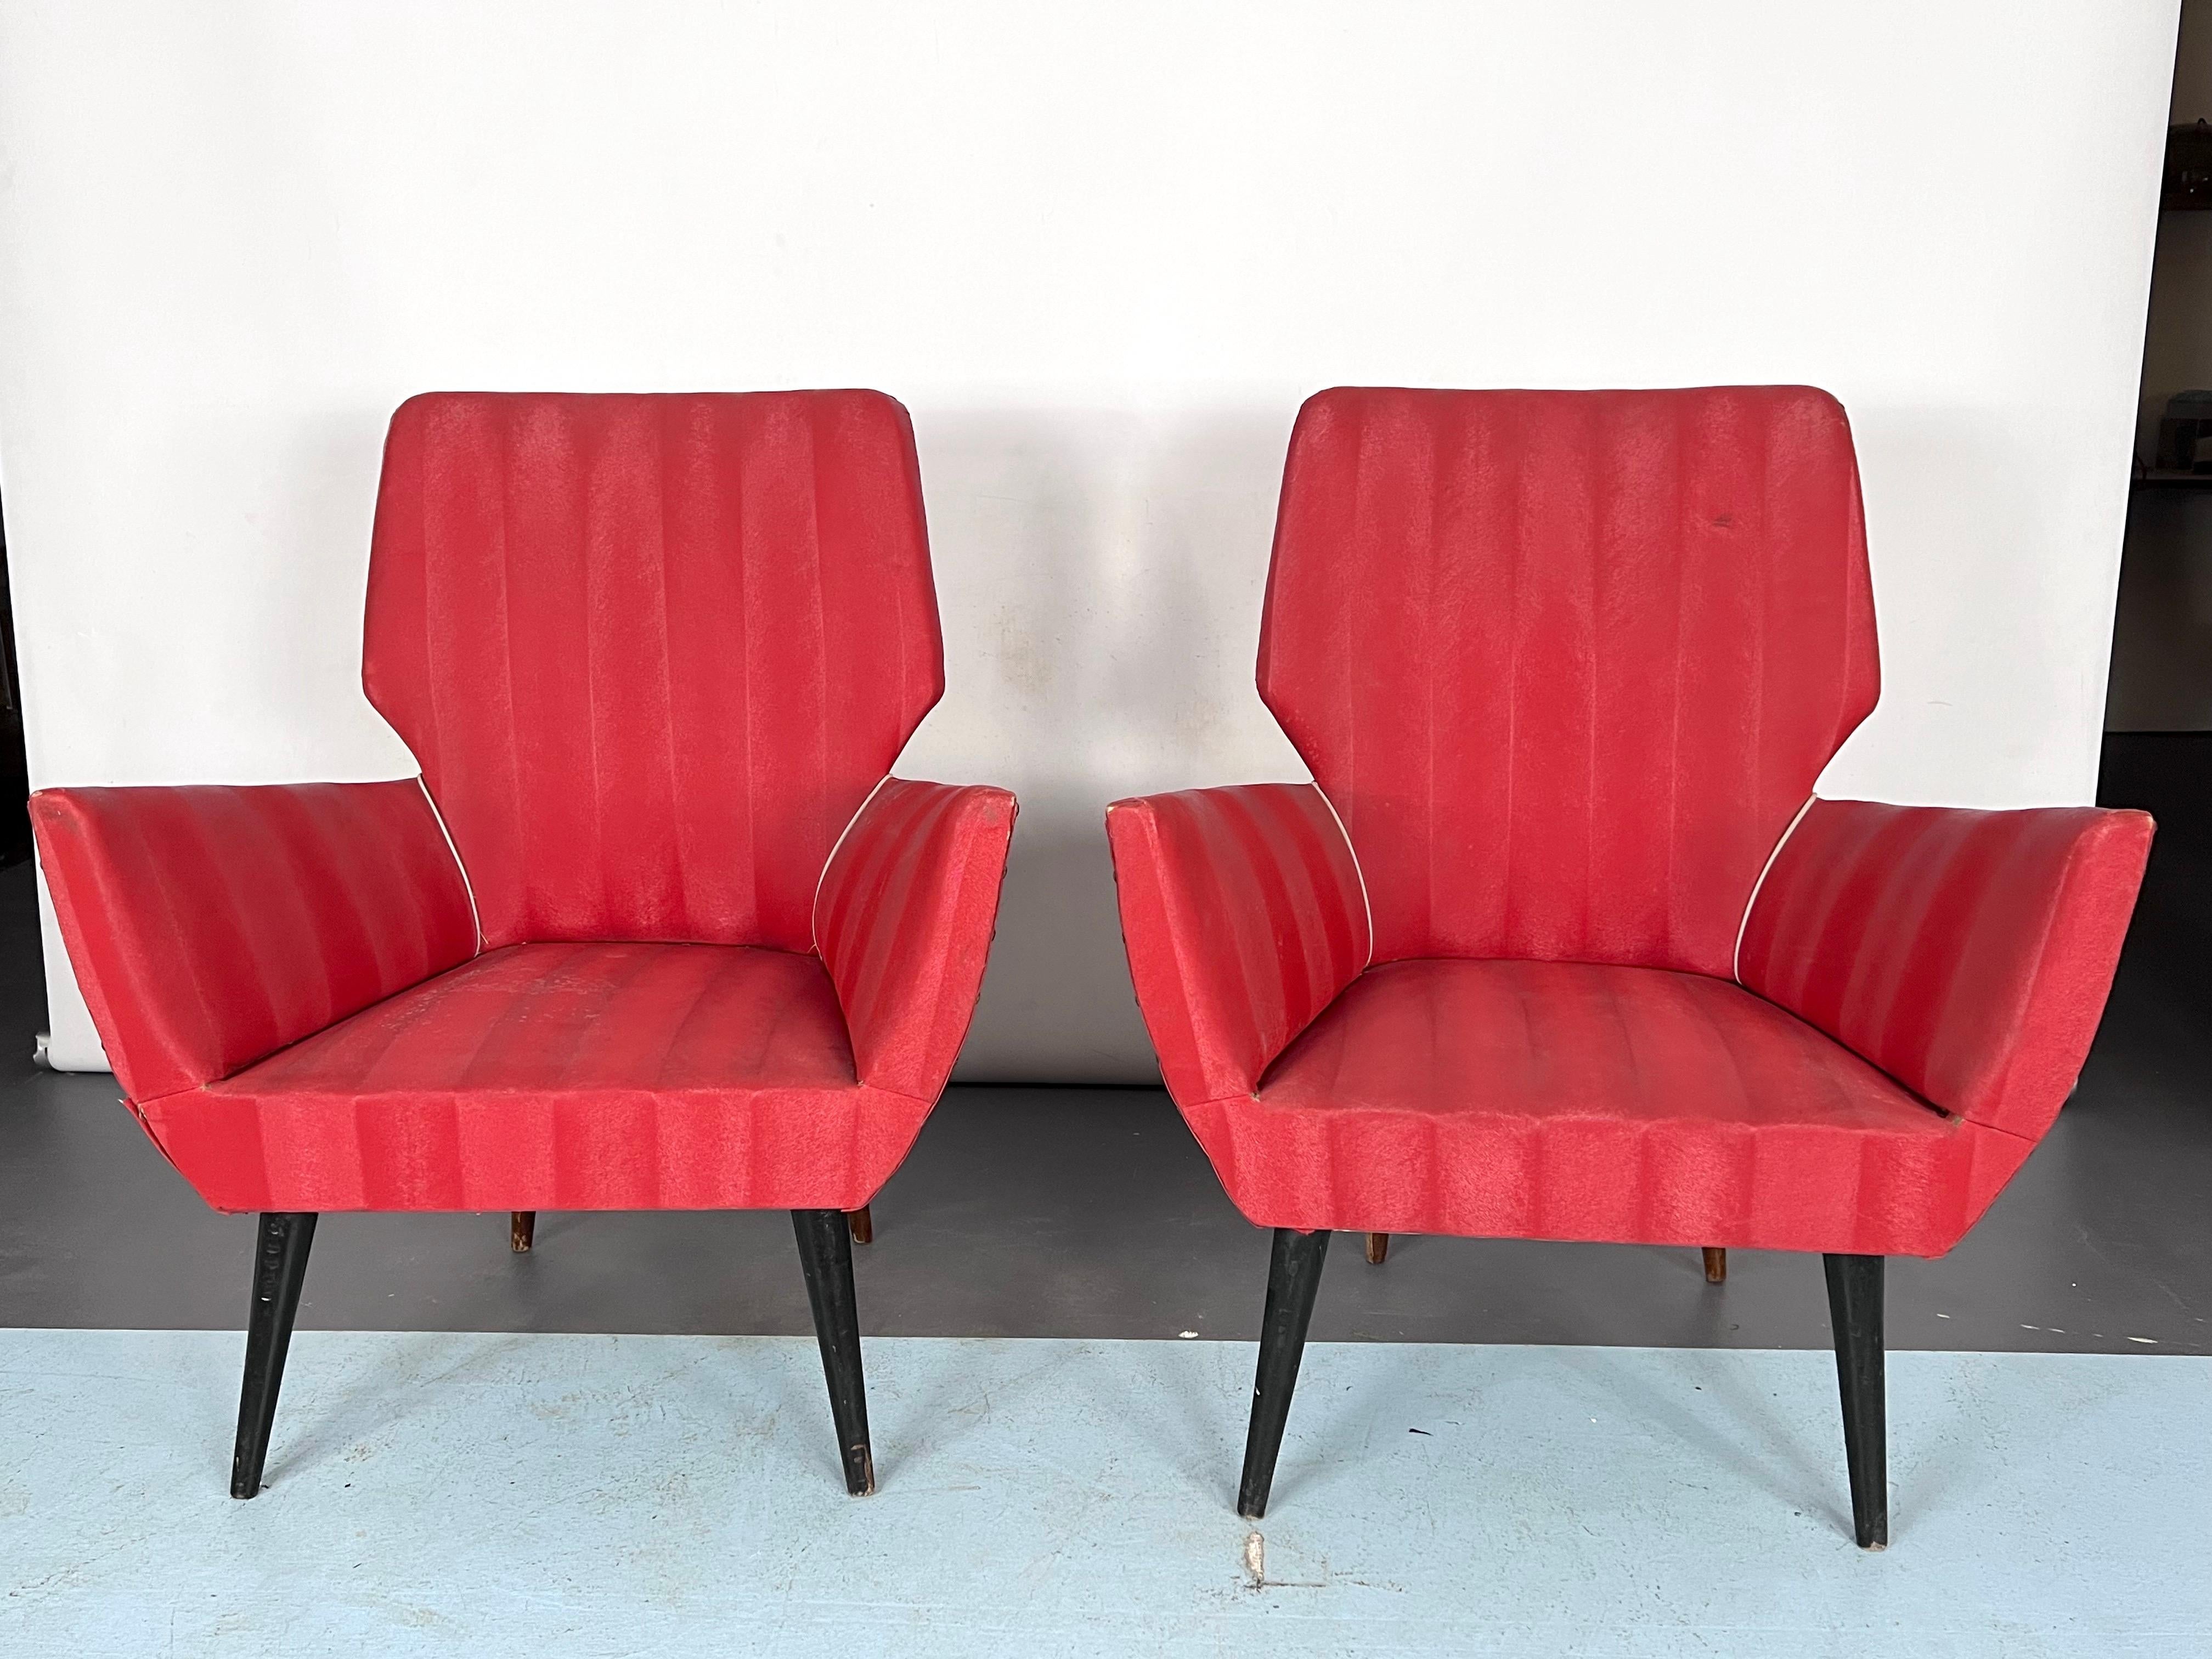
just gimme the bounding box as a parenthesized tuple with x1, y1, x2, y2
(1184, 958, 2031, 1257)
(140, 942, 930, 1214)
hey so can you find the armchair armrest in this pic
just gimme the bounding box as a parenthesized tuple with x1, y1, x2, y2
(30, 780, 478, 1103)
(814, 777, 1018, 1100)
(1737, 798, 2152, 1141)
(1105, 783, 1369, 1105)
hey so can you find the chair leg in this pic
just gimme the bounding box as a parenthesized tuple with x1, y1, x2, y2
(792, 1208, 876, 1496)
(1365, 1232, 1389, 1265)
(1822, 1252, 1887, 1549)
(510, 1211, 535, 1253)
(1702, 1246, 1726, 1284)
(231, 1212, 317, 1499)
(1238, 1227, 1331, 1519)
(847, 1205, 873, 1246)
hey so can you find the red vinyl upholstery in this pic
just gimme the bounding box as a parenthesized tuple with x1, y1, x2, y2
(29, 782, 476, 1104)
(1110, 386, 2150, 1256)
(1195, 959, 2031, 1256)
(364, 391, 944, 952)
(164, 943, 928, 1214)
(815, 777, 1020, 1102)
(1259, 386, 1878, 974)
(1739, 799, 2153, 1144)
(35, 391, 1014, 1215)
(1105, 784, 1368, 1105)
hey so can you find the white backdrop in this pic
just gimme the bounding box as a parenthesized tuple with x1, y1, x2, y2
(0, 2, 2178, 1080)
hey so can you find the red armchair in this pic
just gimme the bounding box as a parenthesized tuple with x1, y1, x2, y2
(1107, 387, 2150, 1548)
(33, 391, 1017, 1498)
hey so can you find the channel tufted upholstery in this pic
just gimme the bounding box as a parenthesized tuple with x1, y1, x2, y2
(31, 780, 477, 1104)
(1184, 959, 2030, 1257)
(1104, 782, 1368, 1108)
(173, 942, 926, 1215)
(1259, 385, 1880, 974)
(1738, 798, 2152, 1145)
(365, 391, 946, 953)
(1109, 386, 2149, 1259)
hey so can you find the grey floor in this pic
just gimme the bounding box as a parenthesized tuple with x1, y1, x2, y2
(7, 1330, 2206, 1658)
(0, 735, 2205, 1356)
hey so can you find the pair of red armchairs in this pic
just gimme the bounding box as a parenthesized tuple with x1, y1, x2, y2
(33, 388, 2147, 1553)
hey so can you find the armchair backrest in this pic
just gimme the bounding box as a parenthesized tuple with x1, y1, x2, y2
(365, 391, 943, 951)
(1260, 386, 1879, 975)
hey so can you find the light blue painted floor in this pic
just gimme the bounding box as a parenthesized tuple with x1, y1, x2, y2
(0, 1331, 2205, 1657)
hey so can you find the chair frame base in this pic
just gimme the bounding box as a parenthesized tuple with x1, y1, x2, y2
(227, 1205, 880, 1500)
(1238, 1227, 1331, 1519)
(1235, 1230, 1891, 1547)
(232, 1211, 317, 1499)
(793, 1207, 877, 1496)
(510, 1206, 876, 1248)
(1824, 1251, 1888, 1548)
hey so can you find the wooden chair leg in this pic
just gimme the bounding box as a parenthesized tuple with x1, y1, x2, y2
(847, 1205, 873, 1245)
(510, 1211, 536, 1253)
(1238, 1227, 1331, 1519)
(1702, 1246, 1726, 1284)
(1365, 1232, 1389, 1265)
(792, 1208, 876, 1496)
(1823, 1252, 1888, 1549)
(232, 1211, 317, 1499)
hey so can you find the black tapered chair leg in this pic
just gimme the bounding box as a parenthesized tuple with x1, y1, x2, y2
(792, 1207, 876, 1496)
(1823, 1252, 1887, 1549)
(231, 1211, 318, 1499)
(1238, 1227, 1331, 1519)
(510, 1211, 536, 1252)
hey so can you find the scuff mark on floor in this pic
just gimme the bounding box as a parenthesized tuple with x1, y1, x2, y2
(1240, 1529, 1334, 1592)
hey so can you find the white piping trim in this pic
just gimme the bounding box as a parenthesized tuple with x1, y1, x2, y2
(1733, 792, 1816, 983)
(416, 775, 483, 952)
(1310, 780, 1375, 968)
(812, 773, 893, 953)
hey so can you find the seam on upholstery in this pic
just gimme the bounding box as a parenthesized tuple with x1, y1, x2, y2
(870, 1079, 936, 1106)
(811, 773, 893, 954)
(1310, 780, 1375, 968)
(1733, 792, 1816, 983)
(416, 775, 483, 952)
(1191, 1088, 1265, 1109)
(1966, 1112, 2039, 1146)
(140, 1069, 944, 1113)
(132, 1078, 215, 1112)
